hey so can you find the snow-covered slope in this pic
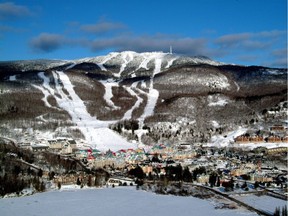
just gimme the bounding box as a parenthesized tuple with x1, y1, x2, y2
(0, 51, 287, 149)
(33, 71, 136, 151)
(61, 51, 224, 79)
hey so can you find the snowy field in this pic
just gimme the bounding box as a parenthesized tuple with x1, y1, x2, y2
(0, 187, 258, 216)
(233, 194, 287, 215)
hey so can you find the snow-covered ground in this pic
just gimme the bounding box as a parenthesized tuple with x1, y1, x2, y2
(206, 127, 248, 147)
(206, 126, 288, 149)
(0, 187, 257, 216)
(9, 75, 17, 81)
(232, 194, 287, 215)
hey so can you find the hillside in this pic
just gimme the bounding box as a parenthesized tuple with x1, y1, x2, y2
(0, 51, 287, 150)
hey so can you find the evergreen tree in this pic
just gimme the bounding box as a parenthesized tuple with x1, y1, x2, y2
(216, 176, 221, 187)
(183, 167, 192, 182)
(87, 175, 92, 187)
(254, 181, 259, 189)
(274, 207, 280, 216)
(37, 169, 43, 178)
(57, 182, 61, 190)
(128, 165, 145, 179)
(282, 205, 287, 216)
(76, 177, 81, 185)
(209, 172, 217, 187)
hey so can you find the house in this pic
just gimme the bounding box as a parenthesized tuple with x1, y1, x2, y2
(106, 177, 135, 187)
(141, 165, 153, 175)
(18, 142, 32, 150)
(31, 144, 49, 152)
(270, 125, 285, 132)
(177, 142, 192, 151)
(48, 139, 62, 152)
(48, 138, 78, 153)
(234, 135, 250, 143)
(282, 136, 288, 143)
(249, 135, 264, 143)
(197, 174, 209, 184)
(267, 135, 282, 143)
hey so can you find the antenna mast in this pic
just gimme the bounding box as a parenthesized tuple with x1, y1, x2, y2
(170, 45, 172, 54)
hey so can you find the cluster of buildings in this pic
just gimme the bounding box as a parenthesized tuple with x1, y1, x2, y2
(16, 124, 288, 188)
(234, 124, 288, 144)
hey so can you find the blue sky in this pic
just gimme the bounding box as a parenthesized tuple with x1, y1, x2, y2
(0, 0, 287, 67)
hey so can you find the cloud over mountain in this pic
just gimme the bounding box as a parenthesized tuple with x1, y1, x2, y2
(29, 33, 66, 53)
(80, 20, 127, 34)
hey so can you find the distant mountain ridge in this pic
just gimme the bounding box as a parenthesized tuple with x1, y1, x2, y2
(0, 51, 224, 77)
(0, 51, 287, 151)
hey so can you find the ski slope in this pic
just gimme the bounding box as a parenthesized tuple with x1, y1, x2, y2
(32, 52, 179, 150)
(34, 71, 136, 151)
(139, 58, 161, 121)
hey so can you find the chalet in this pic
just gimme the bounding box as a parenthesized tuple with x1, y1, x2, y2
(234, 135, 249, 143)
(267, 135, 282, 143)
(282, 136, 288, 143)
(270, 125, 285, 132)
(18, 142, 32, 150)
(48, 138, 77, 153)
(31, 144, 49, 152)
(48, 139, 62, 152)
(249, 135, 264, 143)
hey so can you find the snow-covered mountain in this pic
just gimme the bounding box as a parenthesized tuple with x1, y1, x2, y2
(0, 51, 224, 79)
(0, 51, 287, 151)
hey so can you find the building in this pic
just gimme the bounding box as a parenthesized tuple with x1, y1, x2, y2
(234, 135, 250, 143)
(31, 144, 49, 152)
(270, 125, 285, 132)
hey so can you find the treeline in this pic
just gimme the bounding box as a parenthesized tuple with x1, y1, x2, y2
(128, 164, 207, 183)
(0, 141, 95, 197)
(0, 142, 46, 196)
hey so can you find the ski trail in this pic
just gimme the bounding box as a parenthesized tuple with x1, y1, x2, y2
(65, 63, 76, 70)
(139, 58, 161, 121)
(98, 52, 118, 71)
(32, 85, 53, 108)
(165, 57, 177, 68)
(122, 84, 143, 120)
(116, 52, 134, 77)
(32, 72, 58, 109)
(99, 80, 120, 110)
(136, 54, 154, 71)
(234, 81, 240, 91)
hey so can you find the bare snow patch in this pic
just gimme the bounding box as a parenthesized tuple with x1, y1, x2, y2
(208, 95, 229, 106)
(9, 75, 17, 81)
(206, 127, 248, 147)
